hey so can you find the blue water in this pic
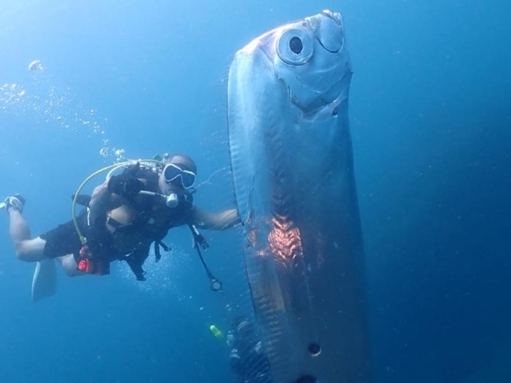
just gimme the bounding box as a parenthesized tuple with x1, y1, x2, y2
(1, 1, 510, 382)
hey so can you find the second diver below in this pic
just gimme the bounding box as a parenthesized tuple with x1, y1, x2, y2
(227, 316, 271, 383)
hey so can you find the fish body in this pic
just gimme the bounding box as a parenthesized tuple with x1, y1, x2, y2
(228, 10, 371, 383)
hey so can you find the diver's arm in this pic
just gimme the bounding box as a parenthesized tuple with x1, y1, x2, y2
(89, 169, 146, 225)
(192, 206, 240, 230)
(89, 178, 122, 219)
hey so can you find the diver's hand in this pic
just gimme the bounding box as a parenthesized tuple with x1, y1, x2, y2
(108, 174, 144, 198)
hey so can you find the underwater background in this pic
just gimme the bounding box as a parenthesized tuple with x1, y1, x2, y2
(0, 0, 510, 382)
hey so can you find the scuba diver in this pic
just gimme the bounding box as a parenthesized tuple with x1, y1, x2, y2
(227, 316, 271, 383)
(2, 153, 239, 301)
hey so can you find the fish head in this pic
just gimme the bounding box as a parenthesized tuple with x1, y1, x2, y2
(242, 10, 352, 115)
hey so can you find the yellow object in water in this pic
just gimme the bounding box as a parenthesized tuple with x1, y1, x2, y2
(209, 324, 224, 339)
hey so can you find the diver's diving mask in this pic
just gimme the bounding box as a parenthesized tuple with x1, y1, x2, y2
(163, 163, 196, 189)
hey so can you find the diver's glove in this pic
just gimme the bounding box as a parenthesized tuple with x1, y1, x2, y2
(108, 173, 144, 198)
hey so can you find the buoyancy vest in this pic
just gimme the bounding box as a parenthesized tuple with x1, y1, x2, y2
(75, 163, 194, 280)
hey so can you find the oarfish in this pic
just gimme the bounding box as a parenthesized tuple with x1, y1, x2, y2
(227, 10, 371, 383)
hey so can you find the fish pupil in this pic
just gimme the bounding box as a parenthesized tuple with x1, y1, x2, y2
(289, 36, 303, 54)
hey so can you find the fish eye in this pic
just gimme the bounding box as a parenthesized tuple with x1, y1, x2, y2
(277, 28, 313, 65)
(289, 36, 303, 54)
(316, 12, 344, 53)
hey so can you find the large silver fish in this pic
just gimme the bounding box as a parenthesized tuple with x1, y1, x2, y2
(227, 10, 371, 383)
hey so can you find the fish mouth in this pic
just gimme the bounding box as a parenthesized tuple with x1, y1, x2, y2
(288, 77, 348, 118)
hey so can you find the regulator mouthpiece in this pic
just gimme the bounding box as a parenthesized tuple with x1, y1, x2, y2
(166, 193, 179, 208)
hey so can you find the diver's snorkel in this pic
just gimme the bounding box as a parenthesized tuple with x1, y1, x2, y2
(138, 190, 179, 208)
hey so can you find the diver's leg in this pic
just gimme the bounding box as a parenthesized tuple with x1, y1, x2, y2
(4, 197, 58, 301)
(7, 208, 47, 262)
(56, 254, 85, 277)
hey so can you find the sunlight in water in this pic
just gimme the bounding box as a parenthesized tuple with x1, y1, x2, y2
(0, 60, 125, 161)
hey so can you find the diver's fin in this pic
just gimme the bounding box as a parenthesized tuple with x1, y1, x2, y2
(71, 194, 92, 207)
(31, 259, 57, 302)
